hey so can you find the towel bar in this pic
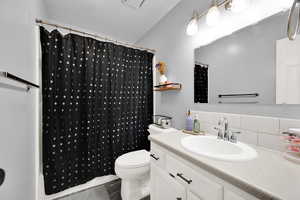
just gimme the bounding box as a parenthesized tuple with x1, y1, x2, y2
(218, 93, 259, 98)
(0, 71, 39, 91)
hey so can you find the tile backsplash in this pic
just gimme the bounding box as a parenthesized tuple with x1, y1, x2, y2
(191, 110, 300, 152)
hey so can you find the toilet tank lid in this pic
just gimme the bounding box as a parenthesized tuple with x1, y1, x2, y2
(148, 124, 177, 133)
(115, 150, 150, 169)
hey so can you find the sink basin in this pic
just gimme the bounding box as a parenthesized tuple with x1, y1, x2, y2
(181, 135, 257, 162)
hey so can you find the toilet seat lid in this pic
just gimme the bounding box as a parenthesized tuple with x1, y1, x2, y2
(115, 150, 150, 169)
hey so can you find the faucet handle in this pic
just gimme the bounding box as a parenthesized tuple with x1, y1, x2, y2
(229, 131, 241, 143)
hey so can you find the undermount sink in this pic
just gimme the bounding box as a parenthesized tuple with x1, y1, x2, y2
(181, 135, 257, 162)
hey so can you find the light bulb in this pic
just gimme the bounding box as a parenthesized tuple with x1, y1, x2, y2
(186, 17, 199, 36)
(206, 6, 220, 26)
(230, 0, 251, 13)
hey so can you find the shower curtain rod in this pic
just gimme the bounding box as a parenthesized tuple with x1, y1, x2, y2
(35, 19, 156, 53)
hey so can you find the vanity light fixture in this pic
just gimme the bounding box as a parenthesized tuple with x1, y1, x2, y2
(186, 0, 251, 36)
(206, 1, 221, 26)
(226, 0, 251, 13)
(287, 0, 300, 40)
(186, 11, 199, 36)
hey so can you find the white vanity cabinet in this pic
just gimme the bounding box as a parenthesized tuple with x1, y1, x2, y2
(150, 143, 258, 200)
(151, 164, 186, 200)
(166, 155, 223, 200)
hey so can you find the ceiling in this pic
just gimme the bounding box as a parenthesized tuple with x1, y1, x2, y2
(43, 0, 181, 43)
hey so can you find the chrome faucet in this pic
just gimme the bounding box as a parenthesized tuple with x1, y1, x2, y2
(215, 117, 241, 143)
(215, 118, 224, 139)
(223, 118, 230, 141)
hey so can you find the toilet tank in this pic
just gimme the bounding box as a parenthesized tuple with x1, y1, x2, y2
(148, 124, 177, 135)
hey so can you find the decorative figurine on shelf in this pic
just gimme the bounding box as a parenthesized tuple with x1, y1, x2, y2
(155, 61, 168, 84)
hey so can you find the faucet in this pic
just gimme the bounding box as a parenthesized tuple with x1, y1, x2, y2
(215, 119, 222, 139)
(215, 117, 241, 143)
(215, 118, 225, 139)
(223, 118, 230, 141)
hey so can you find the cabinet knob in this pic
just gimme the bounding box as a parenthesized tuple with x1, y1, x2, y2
(150, 154, 159, 160)
(0, 168, 5, 186)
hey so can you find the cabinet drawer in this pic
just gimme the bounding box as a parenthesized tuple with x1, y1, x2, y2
(166, 155, 223, 200)
(151, 164, 186, 200)
(150, 144, 166, 169)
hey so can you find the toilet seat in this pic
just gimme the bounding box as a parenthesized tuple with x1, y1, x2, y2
(115, 150, 150, 169)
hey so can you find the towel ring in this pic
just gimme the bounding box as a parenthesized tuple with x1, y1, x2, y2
(288, 0, 300, 40)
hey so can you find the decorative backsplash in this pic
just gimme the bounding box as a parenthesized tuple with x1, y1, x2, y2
(191, 110, 300, 152)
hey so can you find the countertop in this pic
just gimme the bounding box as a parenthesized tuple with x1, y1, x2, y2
(149, 131, 300, 200)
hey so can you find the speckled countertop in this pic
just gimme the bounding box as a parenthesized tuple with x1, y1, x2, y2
(149, 131, 300, 200)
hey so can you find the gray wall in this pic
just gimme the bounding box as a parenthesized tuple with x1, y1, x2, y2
(195, 12, 288, 104)
(138, 0, 300, 129)
(0, 0, 46, 199)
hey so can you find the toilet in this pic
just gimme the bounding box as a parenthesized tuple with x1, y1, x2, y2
(115, 125, 176, 200)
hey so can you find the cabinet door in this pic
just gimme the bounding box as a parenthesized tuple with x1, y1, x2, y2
(151, 164, 186, 200)
(224, 189, 246, 200)
(166, 155, 223, 200)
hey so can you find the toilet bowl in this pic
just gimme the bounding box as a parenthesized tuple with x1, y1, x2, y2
(114, 125, 176, 200)
(115, 150, 150, 200)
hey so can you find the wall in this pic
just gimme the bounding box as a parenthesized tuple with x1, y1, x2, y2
(138, 0, 300, 129)
(195, 12, 288, 104)
(0, 0, 46, 199)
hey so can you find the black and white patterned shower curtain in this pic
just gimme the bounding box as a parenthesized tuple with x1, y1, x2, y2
(40, 27, 153, 195)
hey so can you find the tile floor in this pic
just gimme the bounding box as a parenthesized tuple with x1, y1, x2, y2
(58, 179, 150, 200)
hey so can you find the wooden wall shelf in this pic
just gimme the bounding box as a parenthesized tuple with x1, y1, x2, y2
(154, 83, 182, 91)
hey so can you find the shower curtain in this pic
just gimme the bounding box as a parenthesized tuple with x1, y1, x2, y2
(40, 27, 153, 195)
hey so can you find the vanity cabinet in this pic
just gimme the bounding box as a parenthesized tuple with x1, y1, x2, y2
(151, 164, 186, 200)
(166, 155, 223, 200)
(150, 143, 258, 200)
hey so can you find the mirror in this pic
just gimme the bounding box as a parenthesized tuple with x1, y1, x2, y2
(194, 12, 300, 105)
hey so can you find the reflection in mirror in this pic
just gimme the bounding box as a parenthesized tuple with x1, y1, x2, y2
(194, 11, 300, 105)
(194, 62, 208, 103)
(0, 168, 5, 186)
